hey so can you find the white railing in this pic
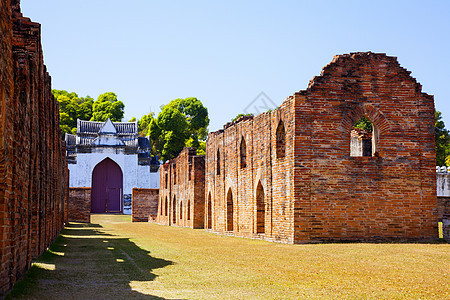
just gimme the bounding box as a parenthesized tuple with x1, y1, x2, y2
(436, 166, 450, 173)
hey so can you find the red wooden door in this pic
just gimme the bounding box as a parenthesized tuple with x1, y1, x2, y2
(91, 158, 123, 213)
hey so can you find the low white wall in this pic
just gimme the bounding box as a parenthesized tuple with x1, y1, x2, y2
(437, 167, 450, 197)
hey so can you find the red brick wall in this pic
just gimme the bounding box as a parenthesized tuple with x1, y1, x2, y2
(132, 188, 159, 222)
(156, 148, 205, 228)
(0, 1, 68, 295)
(206, 52, 437, 243)
(206, 102, 296, 243)
(68, 188, 91, 223)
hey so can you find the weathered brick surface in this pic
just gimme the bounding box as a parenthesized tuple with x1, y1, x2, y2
(205, 52, 437, 243)
(156, 148, 205, 229)
(132, 188, 159, 222)
(0, 0, 68, 295)
(68, 188, 91, 223)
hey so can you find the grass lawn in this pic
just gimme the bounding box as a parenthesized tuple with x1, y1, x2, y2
(8, 214, 449, 299)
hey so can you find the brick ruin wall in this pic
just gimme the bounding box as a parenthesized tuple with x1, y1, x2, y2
(132, 188, 159, 222)
(205, 103, 296, 242)
(0, 0, 68, 295)
(68, 188, 91, 223)
(156, 147, 205, 229)
(205, 52, 437, 243)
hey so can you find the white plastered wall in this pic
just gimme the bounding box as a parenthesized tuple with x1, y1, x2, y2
(68, 148, 160, 214)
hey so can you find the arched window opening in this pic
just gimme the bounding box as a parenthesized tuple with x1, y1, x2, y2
(350, 116, 377, 157)
(207, 193, 212, 229)
(172, 196, 176, 224)
(188, 160, 192, 181)
(240, 137, 247, 168)
(276, 121, 286, 158)
(217, 150, 221, 175)
(165, 173, 168, 189)
(164, 197, 168, 216)
(226, 188, 233, 231)
(256, 181, 265, 234)
(187, 200, 191, 220)
(180, 201, 183, 220)
(173, 165, 177, 185)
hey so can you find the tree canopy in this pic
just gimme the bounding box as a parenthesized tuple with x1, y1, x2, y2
(134, 97, 209, 161)
(91, 92, 125, 122)
(435, 110, 450, 166)
(53, 90, 94, 137)
(53, 90, 124, 138)
(353, 116, 373, 133)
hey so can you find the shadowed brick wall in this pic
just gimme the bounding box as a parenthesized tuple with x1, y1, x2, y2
(157, 148, 205, 229)
(68, 188, 91, 223)
(206, 52, 437, 244)
(0, 0, 68, 295)
(132, 188, 159, 222)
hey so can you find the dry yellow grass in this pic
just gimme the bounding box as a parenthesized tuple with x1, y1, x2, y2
(9, 214, 450, 299)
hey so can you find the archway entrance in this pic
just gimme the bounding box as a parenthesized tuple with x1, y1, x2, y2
(256, 181, 265, 234)
(91, 158, 123, 213)
(226, 189, 233, 231)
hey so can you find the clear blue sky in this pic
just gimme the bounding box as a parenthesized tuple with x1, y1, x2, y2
(21, 0, 450, 132)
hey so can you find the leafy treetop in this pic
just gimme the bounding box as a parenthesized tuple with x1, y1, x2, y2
(143, 97, 209, 161)
(53, 90, 125, 138)
(91, 92, 125, 122)
(435, 110, 450, 166)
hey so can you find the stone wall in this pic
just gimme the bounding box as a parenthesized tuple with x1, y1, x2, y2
(157, 148, 205, 229)
(205, 52, 437, 243)
(132, 188, 159, 222)
(68, 188, 91, 223)
(0, 0, 68, 295)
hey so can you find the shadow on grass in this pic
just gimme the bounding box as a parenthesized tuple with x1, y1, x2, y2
(7, 222, 173, 299)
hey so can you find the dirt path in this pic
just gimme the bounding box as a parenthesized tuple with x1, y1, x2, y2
(8, 215, 450, 299)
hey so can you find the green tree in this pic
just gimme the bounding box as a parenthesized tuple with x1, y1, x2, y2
(91, 92, 125, 122)
(53, 90, 93, 137)
(53, 90, 123, 139)
(353, 116, 373, 132)
(149, 98, 209, 161)
(138, 112, 155, 136)
(435, 110, 450, 166)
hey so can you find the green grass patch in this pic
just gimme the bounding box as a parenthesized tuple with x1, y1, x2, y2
(8, 215, 450, 299)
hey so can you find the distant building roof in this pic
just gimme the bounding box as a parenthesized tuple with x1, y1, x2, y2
(77, 119, 138, 135)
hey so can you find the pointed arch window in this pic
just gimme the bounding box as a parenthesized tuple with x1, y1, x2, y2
(276, 121, 285, 158)
(172, 196, 176, 224)
(180, 200, 183, 220)
(207, 193, 212, 229)
(164, 197, 168, 216)
(226, 189, 233, 232)
(217, 149, 221, 175)
(256, 181, 265, 234)
(187, 200, 191, 221)
(240, 137, 247, 168)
